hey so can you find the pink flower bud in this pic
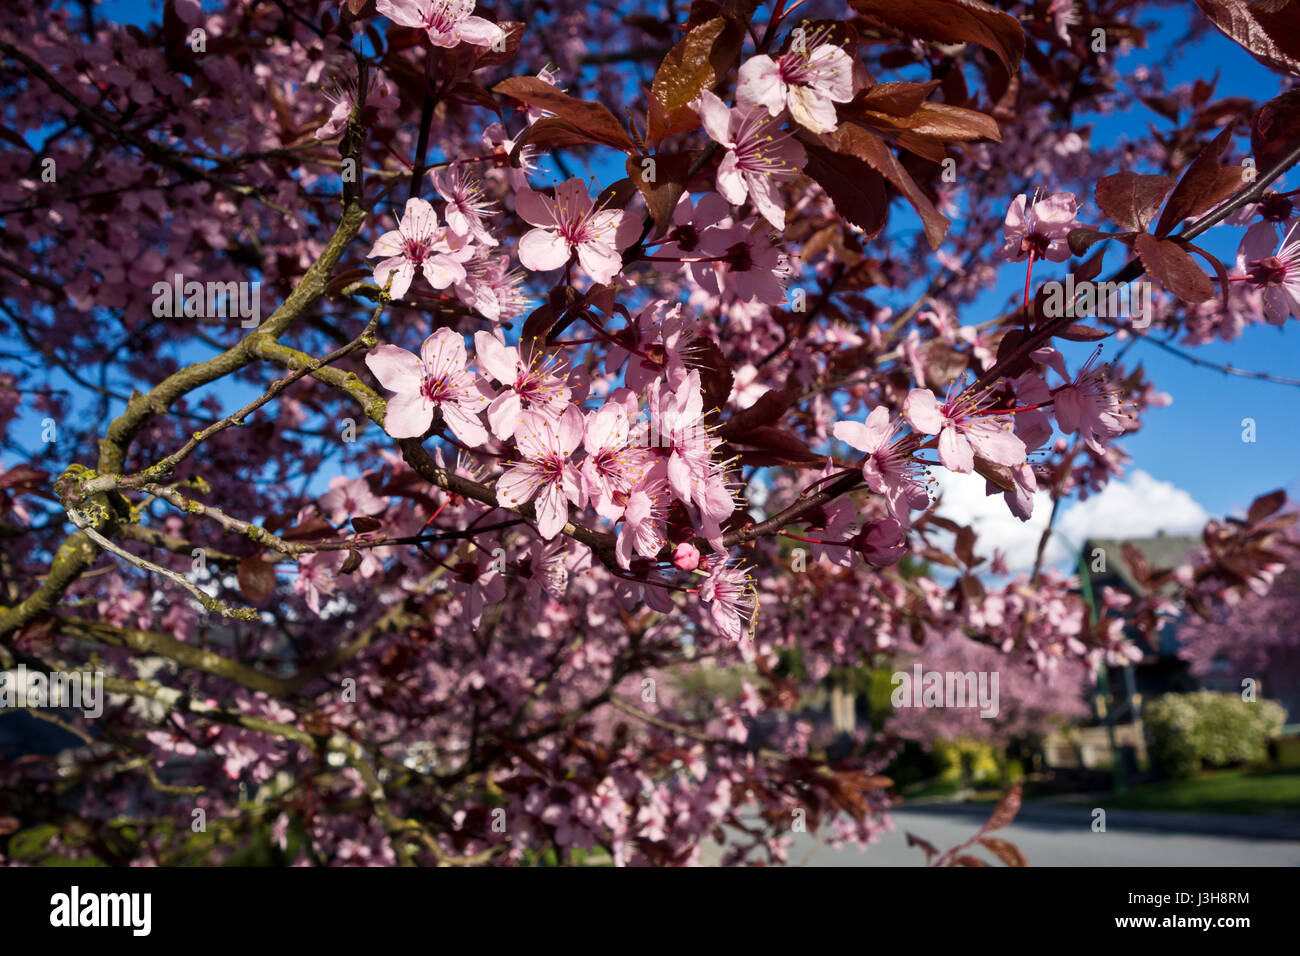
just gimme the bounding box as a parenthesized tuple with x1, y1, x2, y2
(672, 542, 701, 571)
(857, 518, 906, 568)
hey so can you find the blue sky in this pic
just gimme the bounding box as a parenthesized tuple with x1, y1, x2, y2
(12, 1, 1299, 552)
(961, 9, 1300, 528)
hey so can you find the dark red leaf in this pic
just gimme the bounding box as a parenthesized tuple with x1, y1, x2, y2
(854, 80, 942, 117)
(815, 124, 951, 248)
(1155, 127, 1241, 236)
(1193, 0, 1300, 77)
(954, 525, 978, 567)
(1252, 88, 1300, 171)
(1067, 228, 1121, 257)
(495, 76, 635, 153)
(689, 337, 734, 414)
(852, 101, 1001, 142)
(730, 426, 822, 466)
(472, 22, 525, 69)
(977, 836, 1029, 866)
(799, 138, 889, 238)
(717, 386, 798, 440)
(1247, 489, 1287, 525)
(906, 831, 940, 862)
(280, 518, 337, 542)
(1055, 323, 1112, 342)
(1134, 233, 1215, 303)
(1122, 542, 1152, 586)
(626, 150, 700, 238)
(237, 556, 277, 604)
(1095, 172, 1174, 232)
(979, 783, 1022, 834)
(849, 0, 1025, 74)
(649, 17, 741, 143)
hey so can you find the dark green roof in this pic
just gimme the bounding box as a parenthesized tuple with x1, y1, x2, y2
(1082, 534, 1200, 595)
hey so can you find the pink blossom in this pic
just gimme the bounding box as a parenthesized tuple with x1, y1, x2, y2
(1052, 349, 1126, 453)
(651, 192, 733, 289)
(515, 178, 637, 284)
(455, 252, 529, 322)
(473, 330, 571, 439)
(367, 198, 472, 299)
(319, 474, 388, 526)
(447, 546, 507, 628)
(703, 220, 790, 305)
(1238, 218, 1300, 324)
(431, 166, 497, 246)
(999, 461, 1039, 522)
(97, 573, 149, 628)
(515, 536, 571, 612)
(376, 0, 505, 49)
(694, 90, 805, 229)
(832, 406, 930, 526)
(673, 542, 701, 571)
(995, 192, 1080, 263)
(146, 717, 199, 763)
(736, 41, 854, 134)
(580, 399, 645, 519)
(294, 551, 343, 616)
(314, 72, 398, 140)
(730, 363, 771, 409)
(366, 329, 490, 443)
(903, 384, 1027, 474)
(646, 370, 735, 534)
(698, 563, 757, 642)
(524, 66, 560, 125)
(615, 474, 669, 569)
(856, 517, 907, 567)
(496, 406, 585, 539)
(605, 299, 698, 392)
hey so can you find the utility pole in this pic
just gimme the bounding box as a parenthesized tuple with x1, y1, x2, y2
(1077, 547, 1127, 793)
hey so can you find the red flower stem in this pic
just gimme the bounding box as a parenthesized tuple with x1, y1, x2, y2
(421, 497, 449, 530)
(780, 531, 853, 546)
(1022, 249, 1037, 331)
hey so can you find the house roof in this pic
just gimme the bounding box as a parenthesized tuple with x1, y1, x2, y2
(1082, 533, 1199, 596)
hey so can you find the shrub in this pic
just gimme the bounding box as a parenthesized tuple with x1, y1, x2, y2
(1144, 692, 1286, 778)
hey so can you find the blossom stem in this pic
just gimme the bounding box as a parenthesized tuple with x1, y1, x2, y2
(780, 531, 852, 546)
(573, 311, 657, 360)
(381, 139, 414, 171)
(421, 498, 449, 530)
(1022, 249, 1037, 331)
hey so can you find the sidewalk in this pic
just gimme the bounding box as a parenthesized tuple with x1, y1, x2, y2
(900, 797, 1300, 840)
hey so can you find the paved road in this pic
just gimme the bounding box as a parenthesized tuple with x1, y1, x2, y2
(769, 808, 1300, 866)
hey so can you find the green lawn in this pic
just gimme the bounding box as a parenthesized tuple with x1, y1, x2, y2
(1059, 769, 1300, 816)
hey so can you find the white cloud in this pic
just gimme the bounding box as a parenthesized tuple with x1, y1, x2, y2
(933, 469, 1208, 572)
(932, 470, 1053, 569)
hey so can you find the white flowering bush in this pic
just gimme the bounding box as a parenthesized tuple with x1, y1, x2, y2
(1144, 691, 1286, 778)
